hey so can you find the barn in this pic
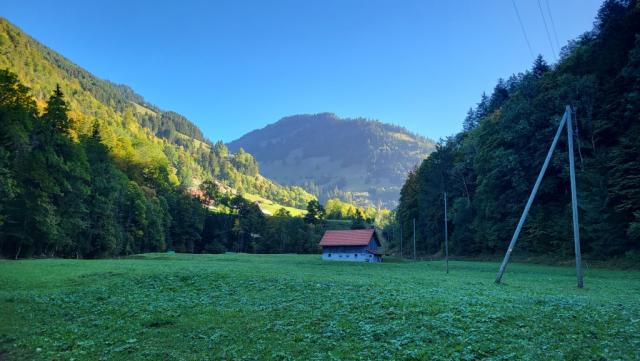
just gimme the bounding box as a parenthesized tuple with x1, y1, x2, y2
(319, 229, 382, 262)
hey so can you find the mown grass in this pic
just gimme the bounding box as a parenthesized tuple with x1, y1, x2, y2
(0, 253, 638, 360)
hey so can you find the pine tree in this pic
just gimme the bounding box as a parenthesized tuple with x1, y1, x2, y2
(350, 209, 368, 229)
(84, 123, 125, 257)
(43, 84, 71, 133)
(303, 200, 325, 224)
(488, 78, 509, 112)
(463, 108, 477, 131)
(475, 93, 490, 120)
(532, 55, 550, 78)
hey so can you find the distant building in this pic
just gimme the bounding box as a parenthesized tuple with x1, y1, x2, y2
(319, 229, 382, 262)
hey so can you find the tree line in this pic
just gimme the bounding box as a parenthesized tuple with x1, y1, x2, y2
(393, 0, 640, 260)
(0, 70, 328, 258)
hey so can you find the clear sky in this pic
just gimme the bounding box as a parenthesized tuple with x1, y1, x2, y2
(3, 0, 603, 142)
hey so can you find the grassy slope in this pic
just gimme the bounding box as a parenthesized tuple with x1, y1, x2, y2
(0, 254, 638, 360)
(242, 193, 306, 217)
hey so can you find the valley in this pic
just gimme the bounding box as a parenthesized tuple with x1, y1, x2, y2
(1, 253, 638, 360)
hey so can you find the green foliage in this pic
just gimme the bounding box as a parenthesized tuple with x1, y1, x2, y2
(303, 200, 325, 225)
(350, 209, 368, 229)
(0, 18, 323, 258)
(198, 179, 222, 206)
(0, 69, 34, 234)
(0, 17, 314, 210)
(42, 84, 71, 133)
(0, 74, 322, 259)
(0, 254, 638, 360)
(395, 0, 640, 259)
(324, 197, 386, 225)
(0, 73, 223, 258)
(230, 148, 259, 176)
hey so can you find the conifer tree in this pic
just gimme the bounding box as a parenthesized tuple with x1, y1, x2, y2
(532, 55, 549, 78)
(43, 84, 71, 133)
(350, 209, 368, 229)
(304, 200, 325, 224)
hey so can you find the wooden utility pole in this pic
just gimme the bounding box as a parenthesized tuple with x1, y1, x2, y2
(566, 107, 584, 288)
(392, 225, 395, 254)
(495, 106, 583, 288)
(412, 218, 416, 260)
(444, 192, 449, 274)
(400, 225, 403, 258)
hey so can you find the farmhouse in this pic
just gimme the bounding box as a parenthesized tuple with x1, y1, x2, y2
(319, 229, 382, 262)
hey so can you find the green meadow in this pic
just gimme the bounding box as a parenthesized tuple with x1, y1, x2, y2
(1, 254, 638, 360)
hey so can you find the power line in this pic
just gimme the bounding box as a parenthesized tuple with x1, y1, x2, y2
(537, 0, 557, 60)
(511, 0, 535, 61)
(544, 0, 562, 52)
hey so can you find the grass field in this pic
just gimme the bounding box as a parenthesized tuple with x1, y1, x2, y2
(1, 254, 638, 360)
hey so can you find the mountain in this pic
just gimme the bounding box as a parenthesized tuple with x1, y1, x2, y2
(229, 113, 435, 208)
(0, 17, 314, 210)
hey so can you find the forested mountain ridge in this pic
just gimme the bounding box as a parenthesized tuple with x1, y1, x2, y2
(229, 113, 435, 208)
(0, 17, 331, 258)
(0, 17, 313, 209)
(0, 69, 330, 258)
(393, 0, 640, 260)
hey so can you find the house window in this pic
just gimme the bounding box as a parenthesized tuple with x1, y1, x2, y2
(328, 253, 331, 257)
(354, 254, 358, 257)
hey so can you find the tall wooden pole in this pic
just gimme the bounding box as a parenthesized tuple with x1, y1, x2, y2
(444, 192, 449, 274)
(566, 106, 584, 288)
(400, 225, 403, 258)
(413, 218, 416, 260)
(495, 110, 569, 284)
(392, 225, 395, 254)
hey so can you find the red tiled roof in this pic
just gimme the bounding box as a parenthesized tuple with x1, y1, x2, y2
(319, 229, 376, 246)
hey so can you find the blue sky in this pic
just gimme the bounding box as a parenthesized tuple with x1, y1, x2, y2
(3, 0, 603, 142)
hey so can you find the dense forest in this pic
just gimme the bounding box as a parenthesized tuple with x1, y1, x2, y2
(0, 17, 397, 259)
(0, 17, 314, 210)
(229, 113, 435, 208)
(392, 0, 640, 260)
(0, 71, 336, 258)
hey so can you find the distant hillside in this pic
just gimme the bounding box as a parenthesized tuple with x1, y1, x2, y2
(229, 113, 435, 208)
(0, 17, 313, 210)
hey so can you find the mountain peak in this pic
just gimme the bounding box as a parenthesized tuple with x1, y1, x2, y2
(229, 113, 435, 208)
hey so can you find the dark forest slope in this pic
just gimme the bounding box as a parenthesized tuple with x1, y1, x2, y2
(394, 0, 640, 260)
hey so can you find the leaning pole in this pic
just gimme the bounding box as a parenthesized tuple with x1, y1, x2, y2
(495, 106, 583, 288)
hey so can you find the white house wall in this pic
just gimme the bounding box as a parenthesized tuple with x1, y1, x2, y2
(322, 250, 381, 263)
(323, 252, 371, 262)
